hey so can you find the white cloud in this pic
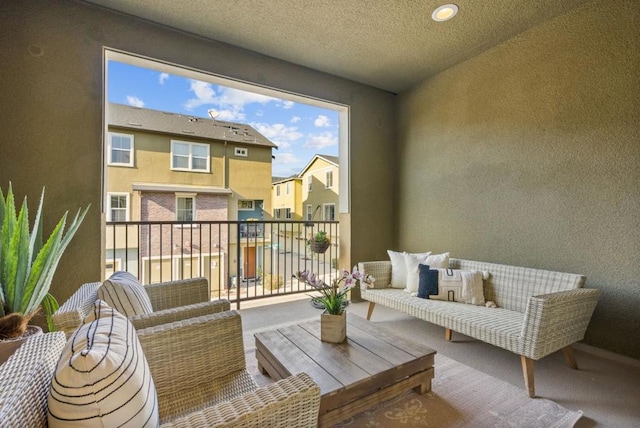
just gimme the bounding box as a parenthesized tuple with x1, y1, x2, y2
(184, 80, 277, 113)
(158, 73, 169, 85)
(314, 115, 331, 127)
(251, 122, 303, 149)
(303, 132, 338, 149)
(291, 116, 301, 123)
(218, 87, 275, 108)
(217, 109, 246, 121)
(273, 152, 300, 164)
(126, 96, 145, 108)
(281, 100, 294, 109)
(184, 80, 217, 110)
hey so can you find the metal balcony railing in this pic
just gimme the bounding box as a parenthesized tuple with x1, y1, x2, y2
(105, 220, 339, 308)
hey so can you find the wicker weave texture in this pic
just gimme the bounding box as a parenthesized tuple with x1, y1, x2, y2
(0, 332, 66, 428)
(53, 277, 214, 337)
(137, 310, 321, 426)
(130, 299, 230, 330)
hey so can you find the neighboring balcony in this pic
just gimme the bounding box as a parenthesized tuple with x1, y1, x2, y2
(105, 220, 340, 307)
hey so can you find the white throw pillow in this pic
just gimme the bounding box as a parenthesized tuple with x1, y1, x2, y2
(388, 250, 431, 289)
(404, 252, 432, 293)
(48, 300, 158, 427)
(424, 252, 450, 269)
(98, 271, 153, 316)
(427, 268, 486, 305)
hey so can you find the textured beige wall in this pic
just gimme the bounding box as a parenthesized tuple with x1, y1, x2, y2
(0, 0, 396, 306)
(397, 0, 639, 358)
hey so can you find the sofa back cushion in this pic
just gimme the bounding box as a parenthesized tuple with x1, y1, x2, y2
(449, 258, 586, 313)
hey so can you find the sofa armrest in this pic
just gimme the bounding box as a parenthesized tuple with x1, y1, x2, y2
(0, 332, 66, 428)
(130, 299, 230, 330)
(137, 311, 246, 404)
(160, 373, 321, 428)
(145, 277, 210, 311)
(357, 261, 392, 289)
(52, 282, 101, 337)
(521, 288, 600, 360)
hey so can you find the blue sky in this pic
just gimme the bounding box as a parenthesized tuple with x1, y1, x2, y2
(108, 61, 339, 177)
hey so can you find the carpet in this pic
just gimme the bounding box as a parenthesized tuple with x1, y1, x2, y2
(243, 320, 583, 428)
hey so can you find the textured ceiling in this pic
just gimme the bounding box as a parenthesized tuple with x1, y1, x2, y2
(82, 0, 589, 93)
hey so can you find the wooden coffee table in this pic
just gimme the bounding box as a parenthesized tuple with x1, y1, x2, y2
(255, 313, 436, 427)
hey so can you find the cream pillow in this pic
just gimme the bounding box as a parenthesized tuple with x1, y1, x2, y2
(388, 250, 431, 289)
(98, 271, 153, 316)
(48, 300, 159, 427)
(424, 252, 450, 269)
(404, 252, 432, 293)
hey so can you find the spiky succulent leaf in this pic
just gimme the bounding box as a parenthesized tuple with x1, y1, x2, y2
(41, 293, 59, 332)
(9, 200, 31, 310)
(29, 188, 45, 265)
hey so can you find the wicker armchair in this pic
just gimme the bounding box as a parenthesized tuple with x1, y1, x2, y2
(53, 277, 229, 336)
(0, 332, 67, 428)
(137, 310, 321, 427)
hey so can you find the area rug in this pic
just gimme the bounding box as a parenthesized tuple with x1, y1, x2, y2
(243, 322, 583, 428)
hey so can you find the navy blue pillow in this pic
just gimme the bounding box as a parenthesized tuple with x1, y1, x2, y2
(417, 264, 439, 299)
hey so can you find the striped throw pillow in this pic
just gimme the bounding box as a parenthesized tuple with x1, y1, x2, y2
(48, 300, 159, 427)
(98, 271, 153, 316)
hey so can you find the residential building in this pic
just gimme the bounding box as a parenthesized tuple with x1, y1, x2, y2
(106, 103, 277, 287)
(299, 154, 339, 224)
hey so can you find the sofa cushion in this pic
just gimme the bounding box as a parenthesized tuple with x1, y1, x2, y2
(48, 300, 159, 428)
(388, 250, 430, 289)
(98, 271, 153, 316)
(405, 252, 450, 293)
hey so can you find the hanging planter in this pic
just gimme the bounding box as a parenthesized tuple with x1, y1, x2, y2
(308, 231, 330, 254)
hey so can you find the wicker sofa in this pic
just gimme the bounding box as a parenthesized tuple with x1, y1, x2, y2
(358, 258, 600, 397)
(53, 277, 223, 336)
(0, 307, 320, 427)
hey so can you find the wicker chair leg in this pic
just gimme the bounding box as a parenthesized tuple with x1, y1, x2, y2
(366, 302, 376, 320)
(445, 328, 452, 341)
(521, 355, 535, 398)
(562, 345, 579, 369)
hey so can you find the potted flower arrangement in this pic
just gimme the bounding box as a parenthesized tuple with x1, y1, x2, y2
(307, 230, 330, 254)
(294, 267, 374, 343)
(0, 184, 89, 362)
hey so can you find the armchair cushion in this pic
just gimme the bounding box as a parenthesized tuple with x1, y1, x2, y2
(48, 300, 158, 427)
(98, 271, 153, 317)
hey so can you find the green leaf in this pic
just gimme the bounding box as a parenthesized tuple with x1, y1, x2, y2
(10, 199, 31, 311)
(41, 293, 59, 332)
(29, 188, 45, 265)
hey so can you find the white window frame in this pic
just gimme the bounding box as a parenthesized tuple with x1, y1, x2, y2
(325, 170, 334, 189)
(274, 208, 281, 219)
(234, 147, 248, 157)
(285, 208, 292, 219)
(171, 140, 210, 172)
(107, 192, 130, 221)
(176, 194, 196, 222)
(306, 204, 313, 221)
(276, 184, 281, 196)
(238, 200, 255, 211)
(108, 132, 134, 167)
(307, 175, 312, 191)
(323, 203, 336, 221)
(286, 181, 291, 195)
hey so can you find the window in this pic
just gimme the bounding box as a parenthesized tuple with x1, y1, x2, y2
(108, 132, 134, 166)
(306, 204, 313, 221)
(285, 208, 292, 219)
(323, 203, 335, 221)
(234, 147, 248, 157)
(307, 175, 312, 191)
(238, 200, 254, 210)
(107, 193, 129, 221)
(276, 185, 281, 196)
(286, 182, 291, 195)
(274, 208, 281, 219)
(176, 196, 195, 221)
(171, 140, 210, 172)
(325, 170, 333, 189)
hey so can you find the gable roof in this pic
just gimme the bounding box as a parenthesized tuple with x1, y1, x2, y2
(108, 103, 277, 148)
(272, 175, 302, 185)
(298, 154, 339, 177)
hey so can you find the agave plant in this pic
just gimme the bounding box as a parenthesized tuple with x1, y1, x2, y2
(0, 184, 89, 339)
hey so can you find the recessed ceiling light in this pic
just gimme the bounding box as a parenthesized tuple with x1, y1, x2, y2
(432, 4, 458, 22)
